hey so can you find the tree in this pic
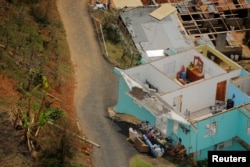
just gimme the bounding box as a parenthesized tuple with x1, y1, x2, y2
(103, 23, 121, 44)
(12, 75, 63, 155)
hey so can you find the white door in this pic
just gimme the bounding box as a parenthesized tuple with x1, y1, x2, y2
(173, 95, 183, 112)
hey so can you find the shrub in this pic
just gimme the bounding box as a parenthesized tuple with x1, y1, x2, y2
(49, 108, 64, 121)
(30, 6, 49, 26)
(103, 23, 121, 44)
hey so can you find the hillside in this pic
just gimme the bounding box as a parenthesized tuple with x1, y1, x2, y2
(0, 0, 91, 166)
(0, 0, 73, 113)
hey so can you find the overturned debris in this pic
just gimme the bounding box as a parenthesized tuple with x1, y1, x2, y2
(107, 107, 141, 125)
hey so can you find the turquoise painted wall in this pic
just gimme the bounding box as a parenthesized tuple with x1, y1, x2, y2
(238, 112, 250, 144)
(175, 123, 195, 154)
(196, 145, 214, 160)
(240, 69, 249, 77)
(114, 73, 156, 126)
(167, 120, 174, 136)
(196, 140, 246, 160)
(176, 110, 241, 154)
(166, 120, 181, 145)
(196, 110, 239, 150)
(221, 140, 246, 151)
(227, 82, 250, 106)
(174, 109, 250, 160)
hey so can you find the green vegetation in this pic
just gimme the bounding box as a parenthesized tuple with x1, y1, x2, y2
(103, 23, 121, 44)
(38, 121, 76, 167)
(0, 0, 89, 166)
(130, 155, 153, 167)
(90, 9, 141, 69)
(0, 0, 71, 108)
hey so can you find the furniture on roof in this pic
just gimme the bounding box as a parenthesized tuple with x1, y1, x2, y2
(186, 56, 204, 82)
(176, 56, 204, 84)
(186, 67, 204, 82)
(176, 65, 188, 85)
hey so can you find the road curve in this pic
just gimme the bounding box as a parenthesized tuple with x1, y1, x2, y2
(57, 0, 137, 167)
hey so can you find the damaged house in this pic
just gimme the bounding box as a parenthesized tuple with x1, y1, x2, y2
(118, 4, 194, 63)
(118, 1, 250, 62)
(114, 44, 250, 160)
(113, 0, 250, 160)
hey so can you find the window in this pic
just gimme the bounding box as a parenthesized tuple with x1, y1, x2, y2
(216, 139, 232, 150)
(247, 120, 250, 135)
(205, 121, 217, 138)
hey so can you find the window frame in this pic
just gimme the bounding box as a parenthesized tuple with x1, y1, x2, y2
(204, 121, 217, 138)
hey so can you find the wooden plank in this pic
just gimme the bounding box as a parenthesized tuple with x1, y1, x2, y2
(150, 4, 177, 20)
(188, 28, 250, 36)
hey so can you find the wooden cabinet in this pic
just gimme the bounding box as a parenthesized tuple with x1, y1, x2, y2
(186, 67, 204, 82)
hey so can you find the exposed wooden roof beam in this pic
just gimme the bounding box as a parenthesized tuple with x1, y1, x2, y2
(188, 28, 250, 36)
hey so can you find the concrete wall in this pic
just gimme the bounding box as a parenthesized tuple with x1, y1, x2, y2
(240, 69, 249, 77)
(172, 108, 250, 160)
(162, 70, 241, 114)
(227, 82, 250, 106)
(238, 113, 250, 145)
(126, 64, 181, 92)
(233, 77, 250, 96)
(196, 140, 246, 160)
(175, 109, 246, 154)
(151, 49, 225, 78)
(215, 33, 243, 57)
(114, 72, 156, 125)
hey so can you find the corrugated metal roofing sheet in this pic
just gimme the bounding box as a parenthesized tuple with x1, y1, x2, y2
(131, 24, 148, 43)
(150, 4, 177, 20)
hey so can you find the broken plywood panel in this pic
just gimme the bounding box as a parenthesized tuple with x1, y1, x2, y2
(150, 4, 177, 20)
(112, 0, 142, 9)
(108, 107, 141, 125)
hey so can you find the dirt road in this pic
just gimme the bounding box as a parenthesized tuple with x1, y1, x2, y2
(57, 0, 137, 166)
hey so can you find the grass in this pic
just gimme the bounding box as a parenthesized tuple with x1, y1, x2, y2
(130, 155, 153, 167)
(0, 1, 91, 166)
(90, 9, 141, 69)
(0, 0, 73, 101)
(101, 31, 141, 69)
(129, 154, 187, 167)
(105, 41, 125, 67)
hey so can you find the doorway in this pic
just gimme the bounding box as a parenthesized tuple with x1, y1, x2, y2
(216, 80, 226, 101)
(173, 95, 183, 112)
